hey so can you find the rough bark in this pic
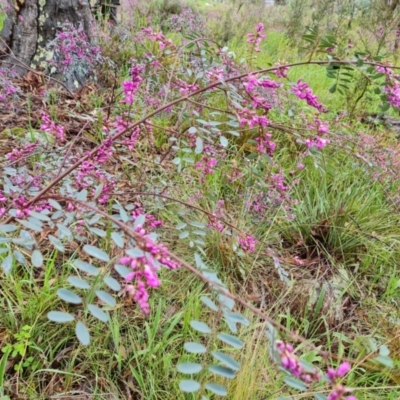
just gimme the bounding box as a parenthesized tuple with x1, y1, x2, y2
(0, 0, 94, 78)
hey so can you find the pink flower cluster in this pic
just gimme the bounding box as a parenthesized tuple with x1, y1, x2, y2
(305, 136, 330, 150)
(121, 63, 145, 105)
(376, 65, 400, 108)
(385, 81, 400, 108)
(176, 79, 199, 96)
(238, 234, 257, 253)
(0, 68, 21, 102)
(247, 22, 267, 52)
(40, 112, 66, 142)
(244, 74, 280, 93)
(195, 156, 218, 180)
(6, 143, 38, 163)
(94, 138, 113, 164)
(141, 27, 173, 50)
(238, 108, 269, 128)
(276, 340, 357, 400)
(131, 202, 163, 230)
(274, 62, 290, 79)
(120, 224, 179, 313)
(208, 200, 225, 232)
(292, 79, 327, 112)
(276, 341, 320, 383)
(256, 132, 276, 156)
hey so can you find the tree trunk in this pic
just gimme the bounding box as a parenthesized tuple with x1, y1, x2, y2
(0, 0, 95, 86)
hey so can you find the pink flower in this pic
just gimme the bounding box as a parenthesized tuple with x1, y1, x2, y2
(292, 79, 327, 112)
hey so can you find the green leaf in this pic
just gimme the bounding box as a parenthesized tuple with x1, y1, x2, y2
(227, 313, 249, 326)
(83, 245, 110, 262)
(134, 214, 146, 228)
(111, 232, 124, 248)
(211, 351, 240, 371)
(374, 355, 393, 368)
(1, 253, 13, 274)
(49, 235, 65, 253)
(190, 321, 212, 334)
(217, 333, 243, 349)
(208, 365, 236, 379)
(87, 304, 109, 322)
(179, 231, 189, 239)
(329, 84, 336, 93)
(103, 276, 121, 291)
(75, 321, 90, 346)
(57, 289, 82, 304)
(284, 376, 307, 391)
(17, 219, 42, 232)
(114, 264, 130, 278)
(119, 207, 129, 223)
(93, 183, 104, 200)
(200, 296, 219, 311)
(314, 394, 328, 400)
(126, 248, 144, 257)
(96, 290, 116, 307)
(74, 260, 99, 276)
(47, 311, 75, 322)
(380, 102, 390, 112)
(67, 276, 91, 289)
(89, 227, 107, 237)
(177, 362, 203, 374)
(0, 224, 17, 233)
(195, 137, 204, 154)
(48, 199, 62, 210)
(29, 210, 51, 221)
(179, 380, 200, 393)
(220, 136, 228, 147)
(379, 345, 390, 357)
(205, 383, 227, 396)
(189, 221, 206, 228)
(184, 342, 207, 354)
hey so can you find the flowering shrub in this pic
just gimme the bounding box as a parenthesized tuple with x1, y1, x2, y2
(1, 13, 400, 398)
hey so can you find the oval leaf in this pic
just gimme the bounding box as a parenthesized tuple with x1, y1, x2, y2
(31, 250, 43, 268)
(48, 199, 62, 210)
(205, 383, 227, 396)
(87, 304, 109, 322)
(217, 333, 243, 349)
(67, 276, 91, 289)
(1, 254, 13, 274)
(96, 290, 116, 307)
(179, 380, 200, 393)
(83, 245, 110, 262)
(49, 235, 65, 253)
(177, 362, 203, 374)
(47, 311, 75, 323)
(200, 296, 219, 311)
(75, 321, 90, 346)
(184, 342, 207, 354)
(0, 224, 17, 233)
(103, 276, 121, 292)
(284, 376, 307, 391)
(190, 321, 212, 334)
(227, 313, 250, 326)
(208, 365, 236, 379)
(57, 288, 82, 304)
(111, 232, 124, 248)
(114, 264, 130, 278)
(211, 351, 240, 371)
(74, 260, 99, 276)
